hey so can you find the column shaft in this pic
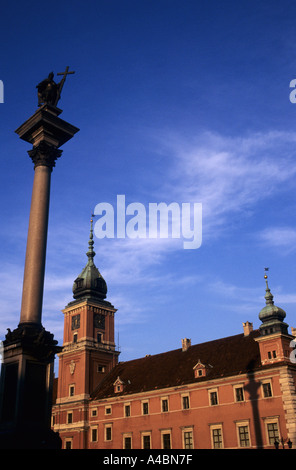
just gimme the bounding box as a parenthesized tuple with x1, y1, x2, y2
(20, 165, 51, 325)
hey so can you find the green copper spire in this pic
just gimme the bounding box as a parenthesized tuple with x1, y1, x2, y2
(72, 216, 107, 300)
(259, 270, 288, 336)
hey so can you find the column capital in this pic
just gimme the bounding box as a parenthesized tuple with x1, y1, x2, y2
(15, 104, 79, 149)
(28, 141, 63, 170)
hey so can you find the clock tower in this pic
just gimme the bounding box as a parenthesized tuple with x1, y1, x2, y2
(55, 218, 119, 410)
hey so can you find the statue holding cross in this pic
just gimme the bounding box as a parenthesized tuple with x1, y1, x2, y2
(36, 66, 75, 107)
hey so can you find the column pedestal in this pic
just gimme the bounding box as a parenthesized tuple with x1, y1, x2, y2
(0, 324, 61, 449)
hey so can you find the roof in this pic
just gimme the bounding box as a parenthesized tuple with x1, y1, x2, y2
(91, 329, 262, 400)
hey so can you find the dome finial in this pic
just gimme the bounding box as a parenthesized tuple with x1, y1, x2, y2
(86, 214, 95, 262)
(264, 267, 274, 306)
(264, 266, 269, 281)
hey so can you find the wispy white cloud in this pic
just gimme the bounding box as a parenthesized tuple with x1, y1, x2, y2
(258, 227, 296, 253)
(154, 130, 296, 236)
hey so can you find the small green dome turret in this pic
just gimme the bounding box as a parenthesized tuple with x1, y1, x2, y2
(72, 217, 107, 301)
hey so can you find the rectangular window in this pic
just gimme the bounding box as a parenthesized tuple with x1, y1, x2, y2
(162, 433, 171, 449)
(69, 385, 75, 397)
(238, 425, 250, 447)
(235, 386, 244, 402)
(65, 439, 72, 449)
(125, 404, 131, 417)
(262, 381, 273, 398)
(142, 401, 149, 415)
(91, 408, 97, 417)
(267, 422, 279, 445)
(183, 430, 193, 449)
(97, 333, 103, 343)
(91, 428, 98, 442)
(124, 436, 132, 449)
(142, 434, 151, 449)
(67, 412, 73, 424)
(105, 425, 112, 441)
(161, 398, 168, 412)
(210, 426, 223, 449)
(182, 395, 190, 409)
(209, 390, 218, 406)
(105, 406, 112, 415)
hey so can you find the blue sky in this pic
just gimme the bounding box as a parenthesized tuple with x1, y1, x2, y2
(1, 0, 296, 369)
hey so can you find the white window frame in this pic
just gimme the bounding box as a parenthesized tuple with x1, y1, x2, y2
(104, 424, 113, 441)
(261, 379, 273, 398)
(161, 396, 169, 412)
(142, 400, 149, 415)
(123, 433, 133, 449)
(233, 384, 245, 402)
(210, 424, 224, 449)
(90, 407, 97, 417)
(236, 420, 251, 448)
(105, 405, 112, 415)
(69, 384, 75, 397)
(124, 402, 131, 417)
(160, 429, 172, 449)
(64, 438, 73, 449)
(181, 393, 190, 410)
(263, 417, 281, 446)
(141, 431, 152, 449)
(182, 427, 194, 449)
(91, 426, 98, 442)
(208, 388, 219, 406)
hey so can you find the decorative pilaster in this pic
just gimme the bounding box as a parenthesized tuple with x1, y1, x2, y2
(279, 366, 296, 445)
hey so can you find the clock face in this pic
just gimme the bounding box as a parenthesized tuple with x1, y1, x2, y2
(94, 313, 105, 330)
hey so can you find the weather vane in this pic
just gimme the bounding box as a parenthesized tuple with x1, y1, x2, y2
(36, 66, 75, 107)
(264, 267, 269, 279)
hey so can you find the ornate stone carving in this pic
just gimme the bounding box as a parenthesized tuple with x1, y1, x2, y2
(27, 141, 62, 170)
(69, 360, 76, 375)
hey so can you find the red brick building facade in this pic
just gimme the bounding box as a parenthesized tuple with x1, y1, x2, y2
(52, 224, 296, 449)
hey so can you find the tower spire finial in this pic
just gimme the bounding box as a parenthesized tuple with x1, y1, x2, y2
(72, 213, 107, 300)
(264, 267, 273, 306)
(86, 214, 95, 262)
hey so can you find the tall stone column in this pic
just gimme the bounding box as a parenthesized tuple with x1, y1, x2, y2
(20, 143, 61, 326)
(0, 81, 79, 449)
